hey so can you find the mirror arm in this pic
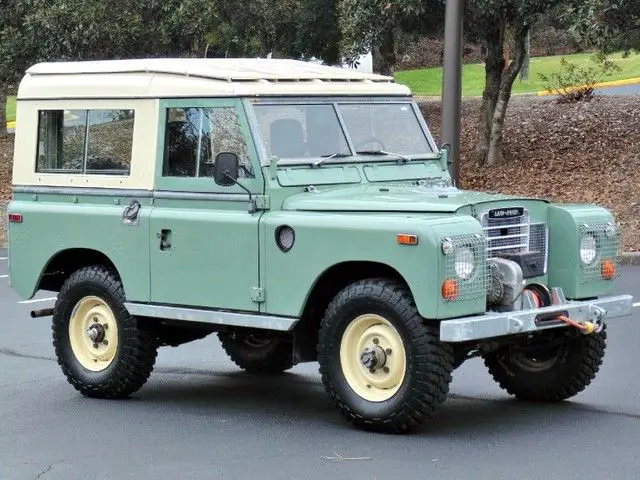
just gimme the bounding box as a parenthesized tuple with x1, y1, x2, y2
(223, 170, 256, 214)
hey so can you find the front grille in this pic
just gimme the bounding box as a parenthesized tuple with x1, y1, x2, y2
(480, 208, 548, 278)
(481, 212, 530, 254)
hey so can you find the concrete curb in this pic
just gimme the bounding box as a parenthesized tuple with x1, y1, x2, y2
(537, 77, 640, 96)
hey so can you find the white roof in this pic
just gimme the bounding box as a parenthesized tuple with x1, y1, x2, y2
(18, 58, 412, 99)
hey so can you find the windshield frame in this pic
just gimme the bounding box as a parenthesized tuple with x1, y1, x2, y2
(244, 96, 440, 167)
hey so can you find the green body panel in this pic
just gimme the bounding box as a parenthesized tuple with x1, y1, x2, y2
(362, 161, 445, 182)
(7, 194, 152, 301)
(547, 204, 618, 299)
(260, 210, 486, 320)
(148, 198, 260, 311)
(277, 166, 362, 186)
(282, 182, 525, 213)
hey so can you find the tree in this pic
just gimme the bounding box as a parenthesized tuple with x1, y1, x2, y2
(564, 0, 640, 53)
(339, 0, 443, 75)
(467, 1, 566, 166)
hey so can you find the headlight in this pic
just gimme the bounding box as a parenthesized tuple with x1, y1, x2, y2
(580, 235, 597, 264)
(455, 246, 475, 280)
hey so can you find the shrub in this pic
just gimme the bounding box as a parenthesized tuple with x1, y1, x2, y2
(539, 54, 621, 103)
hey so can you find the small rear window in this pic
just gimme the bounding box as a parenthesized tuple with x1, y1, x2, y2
(36, 109, 135, 175)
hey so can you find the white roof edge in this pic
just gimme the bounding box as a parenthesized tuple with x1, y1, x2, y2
(18, 58, 413, 99)
(25, 57, 396, 83)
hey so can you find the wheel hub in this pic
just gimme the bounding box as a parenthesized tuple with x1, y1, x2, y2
(86, 323, 106, 343)
(360, 345, 387, 371)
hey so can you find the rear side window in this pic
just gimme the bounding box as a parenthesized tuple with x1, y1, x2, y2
(36, 109, 135, 175)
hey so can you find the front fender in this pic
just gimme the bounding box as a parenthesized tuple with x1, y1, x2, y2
(260, 211, 486, 320)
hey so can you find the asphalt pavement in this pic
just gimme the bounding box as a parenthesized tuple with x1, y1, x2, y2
(594, 82, 640, 96)
(1, 249, 639, 480)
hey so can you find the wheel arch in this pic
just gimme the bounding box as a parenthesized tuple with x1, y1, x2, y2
(37, 248, 122, 294)
(292, 261, 413, 362)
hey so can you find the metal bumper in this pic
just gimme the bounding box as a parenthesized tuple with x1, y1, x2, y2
(439, 292, 634, 343)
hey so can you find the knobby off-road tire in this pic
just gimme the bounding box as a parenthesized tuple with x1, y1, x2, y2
(483, 326, 607, 402)
(317, 278, 454, 434)
(218, 332, 295, 374)
(52, 265, 158, 398)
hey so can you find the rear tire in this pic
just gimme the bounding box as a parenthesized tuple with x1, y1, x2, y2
(483, 326, 607, 402)
(218, 331, 295, 374)
(52, 265, 158, 399)
(317, 278, 454, 434)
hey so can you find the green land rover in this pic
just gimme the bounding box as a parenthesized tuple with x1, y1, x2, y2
(6, 58, 634, 433)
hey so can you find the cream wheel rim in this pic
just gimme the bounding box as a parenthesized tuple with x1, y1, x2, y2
(68, 296, 119, 372)
(339, 314, 407, 402)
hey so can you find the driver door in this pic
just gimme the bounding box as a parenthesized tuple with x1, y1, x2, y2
(149, 98, 263, 312)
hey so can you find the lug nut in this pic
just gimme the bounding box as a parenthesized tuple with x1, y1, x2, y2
(373, 338, 379, 345)
(386, 348, 392, 355)
(93, 343, 99, 349)
(103, 340, 109, 346)
(383, 367, 390, 373)
(103, 324, 108, 330)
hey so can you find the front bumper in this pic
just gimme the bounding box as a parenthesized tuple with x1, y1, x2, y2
(439, 288, 634, 343)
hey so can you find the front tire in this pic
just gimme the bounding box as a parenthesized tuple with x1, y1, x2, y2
(483, 326, 607, 402)
(317, 278, 454, 434)
(52, 265, 158, 398)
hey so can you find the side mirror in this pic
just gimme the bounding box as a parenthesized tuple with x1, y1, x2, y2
(214, 152, 239, 186)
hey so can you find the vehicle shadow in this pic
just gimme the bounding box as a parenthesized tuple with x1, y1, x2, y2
(127, 367, 626, 438)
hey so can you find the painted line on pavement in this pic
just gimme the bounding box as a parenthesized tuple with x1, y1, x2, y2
(634, 302, 640, 308)
(19, 297, 57, 304)
(0, 257, 7, 261)
(0, 275, 7, 279)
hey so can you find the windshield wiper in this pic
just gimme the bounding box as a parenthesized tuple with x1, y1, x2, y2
(312, 152, 353, 167)
(355, 149, 411, 163)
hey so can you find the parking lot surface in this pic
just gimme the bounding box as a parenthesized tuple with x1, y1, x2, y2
(1, 249, 639, 480)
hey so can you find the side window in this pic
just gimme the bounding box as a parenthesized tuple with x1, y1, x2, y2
(36, 109, 134, 175)
(163, 106, 254, 179)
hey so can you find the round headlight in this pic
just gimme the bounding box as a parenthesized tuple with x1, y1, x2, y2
(455, 246, 475, 280)
(580, 235, 597, 264)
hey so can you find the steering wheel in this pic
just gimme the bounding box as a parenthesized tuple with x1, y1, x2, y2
(354, 138, 385, 151)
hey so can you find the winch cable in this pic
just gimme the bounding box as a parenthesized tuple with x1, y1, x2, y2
(556, 314, 598, 334)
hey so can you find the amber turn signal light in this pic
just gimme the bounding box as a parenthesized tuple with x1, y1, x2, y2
(601, 259, 616, 280)
(397, 233, 418, 245)
(441, 279, 459, 301)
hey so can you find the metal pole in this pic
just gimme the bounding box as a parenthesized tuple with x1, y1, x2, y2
(440, 0, 465, 186)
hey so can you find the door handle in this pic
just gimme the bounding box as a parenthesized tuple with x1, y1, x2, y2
(158, 229, 172, 251)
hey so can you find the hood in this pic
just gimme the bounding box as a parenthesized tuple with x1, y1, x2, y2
(282, 184, 547, 213)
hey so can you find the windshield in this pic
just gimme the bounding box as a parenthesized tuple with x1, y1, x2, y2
(252, 101, 433, 161)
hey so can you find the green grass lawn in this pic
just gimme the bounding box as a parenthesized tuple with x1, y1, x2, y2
(395, 51, 640, 97)
(6, 95, 16, 123)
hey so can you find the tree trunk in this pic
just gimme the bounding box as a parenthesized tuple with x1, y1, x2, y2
(0, 89, 6, 138)
(486, 24, 531, 166)
(373, 26, 395, 76)
(477, 24, 504, 164)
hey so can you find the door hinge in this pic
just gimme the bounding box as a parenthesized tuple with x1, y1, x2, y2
(254, 195, 270, 210)
(251, 287, 265, 303)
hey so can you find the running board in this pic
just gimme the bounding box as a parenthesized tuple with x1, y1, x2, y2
(124, 302, 298, 332)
